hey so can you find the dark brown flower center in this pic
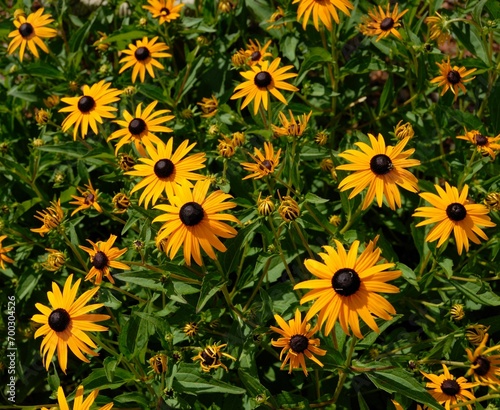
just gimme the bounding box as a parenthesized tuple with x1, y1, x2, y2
(441, 379, 460, 396)
(260, 159, 273, 171)
(201, 350, 216, 365)
(77, 96, 96, 113)
(93, 251, 109, 270)
(473, 356, 491, 376)
(380, 17, 395, 31)
(446, 203, 467, 221)
(180, 202, 204, 226)
(84, 193, 95, 205)
(475, 134, 488, 146)
(160, 7, 170, 15)
(250, 51, 261, 61)
(447, 70, 461, 85)
(370, 154, 393, 175)
(154, 159, 175, 179)
(19, 22, 34, 38)
(128, 118, 147, 135)
(289, 335, 309, 353)
(48, 308, 71, 332)
(135, 47, 150, 61)
(254, 71, 272, 88)
(332, 268, 361, 296)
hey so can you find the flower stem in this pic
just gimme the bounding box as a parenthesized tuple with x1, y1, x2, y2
(332, 336, 357, 404)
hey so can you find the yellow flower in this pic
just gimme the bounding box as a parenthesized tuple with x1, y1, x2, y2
(267, 7, 286, 30)
(257, 193, 275, 216)
(192, 343, 236, 372)
(35, 108, 49, 125)
(293, 0, 353, 31)
(41, 248, 66, 272)
(466, 324, 490, 346)
(112, 193, 131, 214)
(0, 236, 14, 270)
(329, 215, 341, 226)
(183, 322, 199, 337)
(69, 180, 103, 216)
(315, 131, 329, 145)
(241, 142, 281, 180)
(425, 12, 452, 45)
(430, 57, 476, 100)
(149, 354, 168, 374)
(278, 196, 300, 222)
(272, 110, 312, 138)
(484, 192, 500, 211)
(232, 132, 245, 147)
(359, 3, 408, 41)
(31, 199, 64, 237)
(41, 385, 113, 410)
(466, 333, 500, 386)
(197, 95, 219, 118)
(457, 129, 500, 160)
(142, 0, 184, 25)
(242, 39, 273, 66)
(394, 120, 414, 140)
(450, 304, 465, 321)
(270, 309, 326, 376)
(218, 136, 236, 158)
(43, 95, 60, 108)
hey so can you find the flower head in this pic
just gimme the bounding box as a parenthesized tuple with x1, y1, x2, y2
(32, 274, 110, 373)
(79, 234, 130, 285)
(143, 0, 184, 24)
(112, 193, 131, 214)
(294, 237, 401, 338)
(293, 0, 354, 31)
(394, 120, 414, 140)
(270, 309, 327, 376)
(69, 181, 103, 216)
(278, 196, 300, 222)
(153, 180, 239, 266)
(42, 248, 66, 272)
(231, 58, 298, 115)
(466, 334, 500, 386)
(119, 36, 171, 83)
(0, 236, 14, 270)
(7, 8, 57, 62)
(450, 304, 465, 321)
(425, 12, 452, 45)
(59, 80, 122, 140)
(413, 183, 496, 255)
(337, 134, 420, 210)
(31, 199, 64, 237)
(421, 364, 478, 410)
(430, 57, 476, 100)
(41, 385, 113, 410)
(272, 110, 312, 138)
(242, 39, 273, 66)
(218, 136, 236, 158)
(457, 129, 500, 160)
(241, 142, 281, 180)
(466, 325, 490, 346)
(149, 354, 168, 374)
(183, 322, 199, 337)
(484, 192, 500, 211)
(360, 3, 408, 41)
(192, 343, 236, 372)
(267, 7, 286, 30)
(197, 95, 219, 118)
(257, 193, 275, 216)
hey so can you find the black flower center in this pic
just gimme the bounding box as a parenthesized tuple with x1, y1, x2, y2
(93, 251, 109, 270)
(48, 308, 71, 332)
(179, 202, 205, 226)
(160, 7, 170, 15)
(154, 159, 175, 179)
(128, 118, 147, 135)
(446, 203, 467, 221)
(77, 96, 96, 113)
(135, 47, 150, 61)
(289, 335, 309, 353)
(441, 379, 460, 396)
(250, 51, 261, 61)
(447, 70, 461, 85)
(254, 71, 272, 88)
(475, 134, 488, 146)
(473, 356, 491, 376)
(370, 154, 393, 175)
(260, 159, 273, 171)
(201, 350, 216, 365)
(380, 17, 395, 31)
(19, 22, 34, 38)
(332, 268, 361, 296)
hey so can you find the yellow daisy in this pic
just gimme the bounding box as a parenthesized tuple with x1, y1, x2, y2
(142, 0, 184, 25)
(241, 141, 281, 180)
(32, 274, 110, 373)
(457, 129, 500, 160)
(267, 7, 286, 30)
(413, 182, 496, 255)
(41, 385, 113, 410)
(125, 137, 207, 209)
(197, 95, 219, 118)
(466, 333, 500, 386)
(79, 234, 130, 285)
(425, 12, 452, 45)
(421, 364, 478, 410)
(0, 236, 14, 270)
(272, 110, 312, 138)
(31, 199, 65, 237)
(118, 36, 171, 83)
(430, 57, 477, 99)
(231, 58, 298, 115)
(242, 39, 273, 66)
(359, 3, 408, 41)
(270, 309, 327, 376)
(337, 133, 420, 210)
(153, 179, 239, 266)
(69, 180, 103, 216)
(108, 101, 175, 155)
(192, 343, 236, 372)
(59, 80, 122, 140)
(294, 237, 401, 338)
(7, 8, 57, 62)
(292, 0, 354, 31)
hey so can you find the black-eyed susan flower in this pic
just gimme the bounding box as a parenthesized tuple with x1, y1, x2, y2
(218, 0, 236, 13)
(457, 129, 500, 160)
(430, 57, 476, 100)
(315, 130, 329, 146)
(270, 309, 327, 376)
(192, 343, 236, 372)
(425, 12, 452, 45)
(484, 192, 500, 211)
(143, 0, 184, 24)
(257, 193, 275, 216)
(108, 101, 174, 155)
(421, 364, 478, 410)
(197, 95, 219, 118)
(329, 214, 341, 226)
(7, 8, 57, 62)
(218, 136, 236, 158)
(125, 138, 206, 209)
(292, 0, 354, 31)
(267, 6, 286, 30)
(118, 153, 136, 172)
(413, 182, 496, 255)
(41, 248, 66, 272)
(241, 142, 281, 180)
(32, 274, 110, 373)
(359, 3, 408, 41)
(153, 179, 239, 266)
(231, 58, 298, 115)
(232, 131, 245, 147)
(0, 236, 14, 270)
(272, 110, 312, 138)
(278, 196, 300, 222)
(467, 334, 500, 386)
(243, 39, 272, 66)
(183, 322, 199, 337)
(41, 385, 113, 410)
(294, 237, 401, 338)
(43, 95, 60, 109)
(31, 199, 64, 237)
(69, 181, 103, 216)
(394, 120, 414, 140)
(149, 353, 168, 374)
(466, 325, 490, 346)
(35, 108, 49, 125)
(59, 80, 122, 140)
(118, 37, 171, 83)
(337, 133, 420, 210)
(79, 234, 130, 285)
(112, 193, 131, 214)
(450, 304, 465, 321)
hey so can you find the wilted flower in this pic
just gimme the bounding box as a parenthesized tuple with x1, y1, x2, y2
(198, 95, 219, 118)
(394, 120, 414, 140)
(425, 12, 452, 45)
(183, 322, 198, 337)
(315, 131, 329, 145)
(43, 95, 60, 108)
(232, 132, 245, 147)
(218, 137, 235, 158)
(118, 153, 135, 171)
(149, 354, 168, 374)
(466, 324, 490, 346)
(42, 248, 66, 271)
(257, 193, 275, 216)
(31, 199, 64, 237)
(484, 192, 500, 211)
(278, 196, 300, 222)
(450, 304, 465, 321)
(329, 215, 341, 226)
(112, 193, 131, 214)
(35, 109, 49, 125)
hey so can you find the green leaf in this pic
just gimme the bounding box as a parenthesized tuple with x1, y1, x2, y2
(172, 364, 245, 394)
(378, 73, 394, 115)
(296, 47, 332, 85)
(452, 280, 500, 306)
(196, 274, 225, 313)
(20, 63, 64, 79)
(397, 263, 419, 289)
(438, 258, 454, 279)
(7, 85, 38, 102)
(103, 356, 118, 382)
(118, 312, 153, 359)
(81, 368, 135, 390)
(451, 22, 489, 65)
(305, 192, 329, 204)
(488, 84, 500, 134)
(366, 369, 441, 410)
(113, 392, 151, 408)
(486, 0, 500, 18)
(357, 392, 370, 410)
(114, 271, 165, 291)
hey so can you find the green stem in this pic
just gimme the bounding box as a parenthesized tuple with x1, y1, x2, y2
(293, 221, 314, 259)
(332, 336, 357, 404)
(62, 231, 88, 271)
(268, 216, 296, 285)
(243, 257, 272, 312)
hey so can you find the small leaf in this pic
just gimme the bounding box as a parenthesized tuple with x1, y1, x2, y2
(172, 364, 245, 395)
(81, 368, 135, 390)
(452, 280, 500, 306)
(196, 275, 225, 313)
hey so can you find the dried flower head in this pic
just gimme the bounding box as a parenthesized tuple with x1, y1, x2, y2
(112, 193, 131, 214)
(35, 108, 49, 125)
(257, 193, 275, 216)
(278, 196, 300, 222)
(450, 304, 465, 321)
(484, 192, 500, 211)
(218, 137, 236, 158)
(42, 248, 66, 272)
(31, 199, 64, 237)
(198, 95, 219, 118)
(394, 120, 414, 140)
(466, 324, 490, 346)
(149, 354, 168, 374)
(315, 131, 329, 145)
(232, 132, 245, 147)
(192, 343, 236, 372)
(183, 322, 198, 337)
(43, 95, 60, 108)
